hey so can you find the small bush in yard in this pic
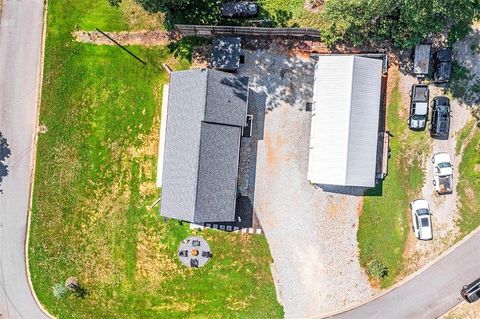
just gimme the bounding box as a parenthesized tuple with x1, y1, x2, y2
(52, 283, 70, 299)
(367, 260, 388, 279)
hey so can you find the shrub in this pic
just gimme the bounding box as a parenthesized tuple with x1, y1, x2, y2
(52, 283, 70, 299)
(367, 260, 388, 279)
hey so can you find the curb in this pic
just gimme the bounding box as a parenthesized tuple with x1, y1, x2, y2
(24, 0, 56, 318)
(315, 225, 480, 319)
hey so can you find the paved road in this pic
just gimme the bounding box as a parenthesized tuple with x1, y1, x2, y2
(0, 0, 49, 318)
(329, 230, 480, 319)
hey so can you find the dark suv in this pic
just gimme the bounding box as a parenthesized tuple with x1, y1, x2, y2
(434, 48, 452, 83)
(461, 277, 480, 303)
(408, 85, 429, 130)
(430, 96, 451, 139)
(220, 1, 259, 18)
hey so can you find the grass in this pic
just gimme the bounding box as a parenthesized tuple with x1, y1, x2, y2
(29, 0, 283, 318)
(358, 70, 431, 288)
(455, 118, 476, 155)
(456, 124, 480, 236)
(257, 0, 323, 27)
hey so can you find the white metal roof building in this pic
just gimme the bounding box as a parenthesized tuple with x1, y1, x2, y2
(307, 55, 383, 187)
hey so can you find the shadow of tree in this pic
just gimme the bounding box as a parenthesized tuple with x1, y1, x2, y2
(446, 27, 480, 107)
(0, 132, 11, 193)
(133, 0, 295, 29)
(220, 76, 249, 102)
(167, 36, 210, 61)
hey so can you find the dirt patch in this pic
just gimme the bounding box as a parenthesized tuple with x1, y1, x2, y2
(442, 300, 480, 319)
(191, 45, 211, 69)
(72, 30, 179, 46)
(135, 225, 180, 291)
(121, 0, 165, 31)
(304, 0, 324, 12)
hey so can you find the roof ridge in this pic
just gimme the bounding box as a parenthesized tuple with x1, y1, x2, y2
(344, 56, 356, 185)
(193, 69, 210, 221)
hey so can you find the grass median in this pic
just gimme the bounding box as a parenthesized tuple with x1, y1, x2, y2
(29, 1, 282, 318)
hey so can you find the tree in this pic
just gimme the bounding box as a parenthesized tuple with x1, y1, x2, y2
(319, 0, 480, 48)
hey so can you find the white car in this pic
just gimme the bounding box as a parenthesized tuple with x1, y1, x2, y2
(410, 199, 433, 240)
(432, 152, 453, 194)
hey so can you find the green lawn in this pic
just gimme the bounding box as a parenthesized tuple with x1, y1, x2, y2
(29, 1, 282, 318)
(358, 71, 431, 287)
(456, 126, 480, 235)
(257, 0, 322, 27)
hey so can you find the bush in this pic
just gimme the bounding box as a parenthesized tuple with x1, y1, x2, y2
(367, 260, 388, 279)
(52, 283, 70, 299)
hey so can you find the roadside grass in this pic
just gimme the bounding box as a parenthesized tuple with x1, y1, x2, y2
(29, 0, 282, 318)
(456, 125, 480, 236)
(358, 70, 431, 288)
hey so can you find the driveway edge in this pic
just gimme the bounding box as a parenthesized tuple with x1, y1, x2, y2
(24, 0, 56, 318)
(317, 225, 480, 319)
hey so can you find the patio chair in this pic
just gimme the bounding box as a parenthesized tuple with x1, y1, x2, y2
(190, 259, 199, 268)
(192, 240, 201, 247)
(201, 251, 212, 258)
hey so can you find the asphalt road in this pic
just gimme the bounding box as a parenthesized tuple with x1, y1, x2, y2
(0, 0, 49, 318)
(329, 230, 480, 319)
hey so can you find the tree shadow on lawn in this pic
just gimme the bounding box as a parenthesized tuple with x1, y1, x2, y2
(135, 0, 294, 29)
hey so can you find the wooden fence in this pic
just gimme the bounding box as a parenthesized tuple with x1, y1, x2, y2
(175, 24, 321, 39)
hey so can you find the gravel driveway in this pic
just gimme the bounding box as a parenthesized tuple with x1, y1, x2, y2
(238, 43, 375, 319)
(398, 31, 477, 269)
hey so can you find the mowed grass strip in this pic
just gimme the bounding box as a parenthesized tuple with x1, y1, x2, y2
(358, 69, 431, 288)
(456, 126, 480, 235)
(29, 1, 282, 318)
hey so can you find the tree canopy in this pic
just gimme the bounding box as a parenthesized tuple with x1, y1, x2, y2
(319, 0, 480, 47)
(108, 0, 480, 48)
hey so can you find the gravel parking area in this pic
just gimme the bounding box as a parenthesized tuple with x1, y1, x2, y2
(399, 31, 477, 270)
(238, 43, 375, 319)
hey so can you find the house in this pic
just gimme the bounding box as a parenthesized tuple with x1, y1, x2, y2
(307, 55, 383, 188)
(157, 68, 249, 223)
(211, 37, 242, 71)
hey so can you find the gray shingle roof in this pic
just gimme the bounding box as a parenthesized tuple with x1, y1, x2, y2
(211, 37, 241, 70)
(160, 68, 248, 223)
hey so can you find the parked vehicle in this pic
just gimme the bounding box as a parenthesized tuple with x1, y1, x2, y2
(410, 199, 433, 240)
(434, 48, 452, 83)
(432, 152, 453, 194)
(220, 1, 259, 18)
(430, 96, 451, 139)
(413, 44, 432, 77)
(461, 277, 480, 303)
(408, 85, 429, 130)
